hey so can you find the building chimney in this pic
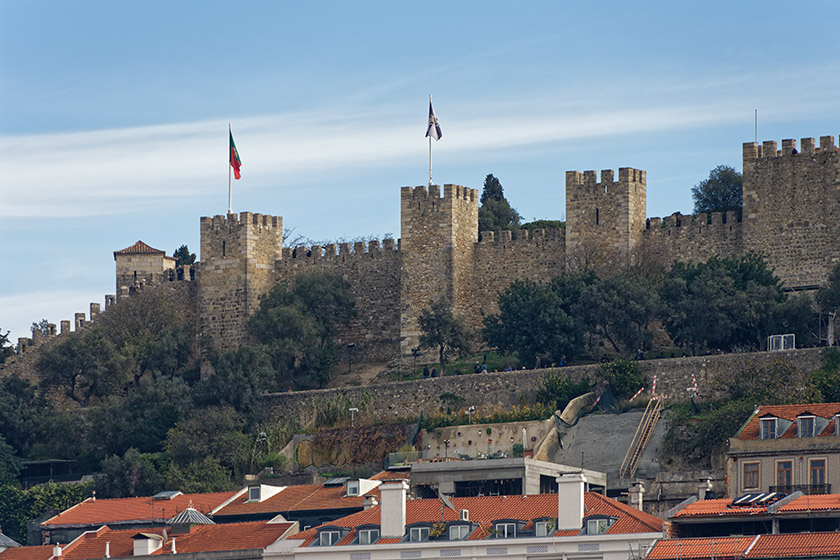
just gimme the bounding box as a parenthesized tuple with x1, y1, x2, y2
(698, 477, 713, 500)
(556, 473, 587, 531)
(379, 480, 408, 539)
(629, 481, 645, 511)
(53, 544, 62, 557)
(171, 538, 176, 554)
(105, 542, 110, 558)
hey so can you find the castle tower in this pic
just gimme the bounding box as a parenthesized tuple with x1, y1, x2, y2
(114, 240, 177, 299)
(565, 167, 646, 270)
(742, 136, 840, 287)
(399, 184, 479, 355)
(198, 212, 283, 350)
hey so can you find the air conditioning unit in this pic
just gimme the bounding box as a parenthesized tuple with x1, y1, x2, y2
(460, 509, 469, 522)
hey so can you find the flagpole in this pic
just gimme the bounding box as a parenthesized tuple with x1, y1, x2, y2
(228, 123, 233, 214)
(428, 94, 433, 186)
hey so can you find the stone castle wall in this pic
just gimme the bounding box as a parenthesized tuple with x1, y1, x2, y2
(261, 347, 828, 424)
(183, 134, 840, 362)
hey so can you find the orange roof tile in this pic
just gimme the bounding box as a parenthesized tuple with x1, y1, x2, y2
(42, 492, 235, 527)
(214, 484, 369, 517)
(0, 545, 53, 560)
(646, 536, 755, 559)
(114, 240, 166, 256)
(776, 493, 840, 513)
(289, 492, 662, 544)
(672, 498, 768, 518)
(737, 403, 840, 440)
(747, 531, 840, 558)
(370, 470, 411, 481)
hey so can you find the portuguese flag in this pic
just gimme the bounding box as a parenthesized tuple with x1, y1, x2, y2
(230, 130, 242, 180)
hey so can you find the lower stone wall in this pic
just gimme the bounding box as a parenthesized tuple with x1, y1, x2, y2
(261, 347, 829, 424)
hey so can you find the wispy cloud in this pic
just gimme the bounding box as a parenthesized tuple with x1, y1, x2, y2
(1, 65, 836, 218)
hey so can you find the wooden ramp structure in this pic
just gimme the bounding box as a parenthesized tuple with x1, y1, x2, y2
(619, 398, 663, 479)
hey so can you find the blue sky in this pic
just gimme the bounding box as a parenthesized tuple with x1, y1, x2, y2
(1, 1, 838, 343)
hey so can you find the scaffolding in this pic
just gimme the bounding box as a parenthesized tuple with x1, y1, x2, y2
(620, 398, 663, 479)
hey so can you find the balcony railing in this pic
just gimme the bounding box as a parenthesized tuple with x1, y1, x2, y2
(769, 483, 831, 495)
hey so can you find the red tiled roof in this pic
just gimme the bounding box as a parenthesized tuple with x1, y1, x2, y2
(674, 493, 840, 518)
(114, 240, 166, 256)
(747, 531, 840, 558)
(646, 536, 755, 559)
(290, 492, 662, 544)
(0, 545, 54, 560)
(42, 492, 235, 527)
(736, 403, 840, 440)
(214, 483, 377, 517)
(646, 532, 840, 559)
(5, 520, 296, 560)
(370, 470, 411, 481)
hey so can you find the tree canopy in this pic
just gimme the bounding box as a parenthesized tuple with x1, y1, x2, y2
(478, 174, 521, 232)
(172, 245, 197, 267)
(691, 165, 743, 215)
(418, 297, 474, 376)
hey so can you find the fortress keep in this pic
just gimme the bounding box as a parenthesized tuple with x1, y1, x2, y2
(116, 135, 840, 361)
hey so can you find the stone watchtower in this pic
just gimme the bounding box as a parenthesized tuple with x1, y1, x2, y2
(399, 184, 479, 354)
(565, 168, 646, 268)
(198, 212, 283, 350)
(742, 136, 840, 287)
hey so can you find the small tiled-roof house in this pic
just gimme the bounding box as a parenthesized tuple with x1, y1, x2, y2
(726, 403, 840, 497)
(114, 240, 177, 296)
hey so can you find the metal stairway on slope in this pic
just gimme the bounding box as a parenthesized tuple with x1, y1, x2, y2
(619, 398, 663, 479)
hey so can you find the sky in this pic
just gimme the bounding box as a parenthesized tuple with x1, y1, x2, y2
(1, 1, 839, 344)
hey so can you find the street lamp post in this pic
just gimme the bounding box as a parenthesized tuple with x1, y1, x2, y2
(411, 347, 421, 377)
(346, 343, 356, 373)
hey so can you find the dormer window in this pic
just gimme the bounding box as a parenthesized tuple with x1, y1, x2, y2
(346, 480, 360, 496)
(358, 528, 379, 544)
(836, 414, 840, 436)
(760, 417, 777, 440)
(535, 519, 555, 537)
(247, 485, 261, 502)
(493, 522, 517, 538)
(448, 524, 471, 540)
(584, 516, 616, 535)
(409, 526, 430, 542)
(319, 530, 342, 546)
(798, 415, 815, 438)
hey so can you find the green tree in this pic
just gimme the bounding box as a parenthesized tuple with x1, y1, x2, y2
(535, 372, 590, 411)
(598, 359, 647, 400)
(816, 263, 840, 313)
(0, 435, 21, 487)
(96, 448, 164, 498)
(691, 165, 743, 215)
(37, 328, 127, 407)
(30, 319, 49, 337)
(249, 271, 356, 388)
(812, 349, 840, 402)
(579, 273, 660, 353)
(0, 329, 13, 364)
(484, 276, 588, 367)
(0, 374, 51, 457)
(172, 244, 197, 267)
(478, 174, 521, 232)
(196, 346, 274, 426)
(659, 254, 797, 354)
(418, 297, 474, 376)
(0, 482, 93, 545)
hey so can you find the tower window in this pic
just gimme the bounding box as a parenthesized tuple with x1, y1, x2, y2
(596, 208, 600, 225)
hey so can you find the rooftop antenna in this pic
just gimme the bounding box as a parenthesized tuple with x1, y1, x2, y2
(755, 109, 758, 144)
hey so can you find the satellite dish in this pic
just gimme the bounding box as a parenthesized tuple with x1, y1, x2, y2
(437, 488, 456, 511)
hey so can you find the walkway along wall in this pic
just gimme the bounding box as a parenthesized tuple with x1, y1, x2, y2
(260, 347, 828, 425)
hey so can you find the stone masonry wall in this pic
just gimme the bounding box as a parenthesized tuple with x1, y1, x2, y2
(261, 347, 828, 425)
(471, 227, 566, 328)
(274, 239, 401, 362)
(641, 211, 743, 266)
(742, 136, 840, 287)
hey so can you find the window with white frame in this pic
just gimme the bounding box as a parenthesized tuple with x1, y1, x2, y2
(409, 527, 430, 542)
(798, 416, 815, 438)
(760, 418, 777, 440)
(346, 480, 360, 496)
(586, 517, 613, 535)
(358, 528, 379, 544)
(247, 485, 260, 502)
(449, 525, 470, 540)
(535, 520, 554, 537)
(320, 531, 341, 546)
(494, 522, 516, 538)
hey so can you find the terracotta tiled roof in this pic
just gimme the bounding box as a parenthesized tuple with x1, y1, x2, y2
(114, 240, 166, 256)
(646, 532, 840, 559)
(370, 470, 411, 481)
(736, 403, 840, 440)
(747, 531, 840, 558)
(214, 483, 378, 517)
(0, 545, 53, 560)
(674, 493, 840, 518)
(776, 493, 840, 513)
(645, 536, 756, 559)
(290, 492, 662, 544)
(42, 492, 235, 527)
(3, 520, 296, 560)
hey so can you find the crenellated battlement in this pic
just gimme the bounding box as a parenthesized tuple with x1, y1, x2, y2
(478, 227, 563, 244)
(565, 167, 647, 189)
(280, 238, 399, 262)
(200, 211, 282, 231)
(400, 183, 478, 203)
(743, 135, 839, 162)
